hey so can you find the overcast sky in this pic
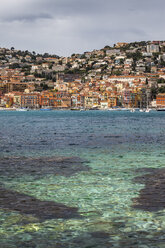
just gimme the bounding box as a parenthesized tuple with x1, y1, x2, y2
(0, 0, 165, 56)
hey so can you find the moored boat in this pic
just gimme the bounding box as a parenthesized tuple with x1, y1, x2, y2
(145, 108, 151, 113)
(157, 108, 165, 111)
(16, 108, 28, 111)
(130, 108, 135, 113)
(70, 108, 81, 111)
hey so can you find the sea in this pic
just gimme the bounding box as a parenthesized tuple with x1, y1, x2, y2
(0, 110, 165, 248)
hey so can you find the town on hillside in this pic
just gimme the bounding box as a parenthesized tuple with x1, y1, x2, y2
(1, 41, 165, 110)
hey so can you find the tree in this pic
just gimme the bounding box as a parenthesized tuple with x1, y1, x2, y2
(43, 84, 49, 90)
(126, 51, 143, 62)
(49, 64, 53, 69)
(66, 62, 72, 68)
(145, 65, 151, 73)
(159, 58, 165, 67)
(40, 83, 49, 90)
(150, 86, 158, 100)
(158, 86, 165, 93)
(112, 70, 122, 76)
(25, 50, 30, 56)
(9, 63, 20, 69)
(157, 78, 165, 84)
(80, 54, 85, 59)
(120, 59, 124, 65)
(104, 45, 111, 50)
(43, 53, 49, 58)
(24, 71, 30, 76)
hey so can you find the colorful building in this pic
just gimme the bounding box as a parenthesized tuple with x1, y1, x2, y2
(156, 93, 165, 107)
(21, 93, 41, 108)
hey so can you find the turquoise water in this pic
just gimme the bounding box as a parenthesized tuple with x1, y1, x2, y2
(0, 110, 165, 247)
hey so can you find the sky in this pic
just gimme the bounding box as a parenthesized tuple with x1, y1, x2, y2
(0, 0, 165, 56)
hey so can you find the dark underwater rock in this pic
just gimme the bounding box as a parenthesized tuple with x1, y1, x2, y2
(133, 168, 165, 211)
(0, 156, 89, 178)
(0, 186, 79, 221)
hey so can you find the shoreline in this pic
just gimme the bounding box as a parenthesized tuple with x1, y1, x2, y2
(0, 107, 161, 111)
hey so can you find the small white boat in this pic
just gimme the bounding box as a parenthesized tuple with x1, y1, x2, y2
(139, 109, 145, 112)
(145, 108, 151, 113)
(16, 108, 28, 111)
(108, 108, 116, 111)
(130, 108, 135, 113)
(145, 94, 151, 113)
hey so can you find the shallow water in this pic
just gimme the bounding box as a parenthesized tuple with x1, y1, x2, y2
(0, 110, 165, 247)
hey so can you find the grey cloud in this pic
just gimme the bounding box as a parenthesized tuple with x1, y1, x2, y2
(0, 0, 165, 56)
(2, 0, 163, 23)
(3, 13, 52, 22)
(1, 0, 165, 23)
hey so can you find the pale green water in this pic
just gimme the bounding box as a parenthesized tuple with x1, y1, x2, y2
(0, 110, 165, 247)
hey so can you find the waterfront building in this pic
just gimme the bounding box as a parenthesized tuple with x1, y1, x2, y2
(84, 94, 100, 109)
(40, 91, 71, 108)
(156, 93, 165, 107)
(13, 93, 22, 106)
(108, 96, 118, 107)
(21, 93, 41, 108)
